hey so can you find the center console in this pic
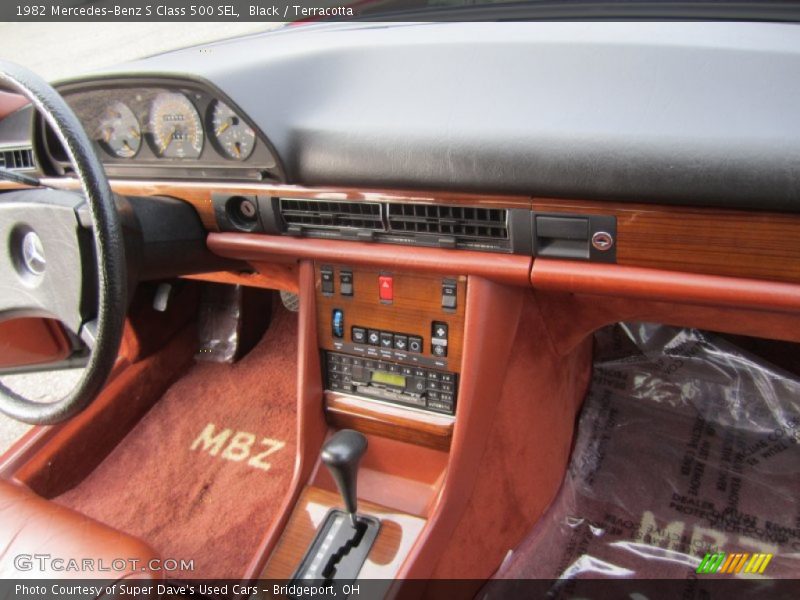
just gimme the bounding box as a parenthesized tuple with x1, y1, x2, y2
(315, 264, 465, 424)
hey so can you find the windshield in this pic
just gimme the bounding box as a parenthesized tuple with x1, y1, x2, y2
(0, 22, 281, 81)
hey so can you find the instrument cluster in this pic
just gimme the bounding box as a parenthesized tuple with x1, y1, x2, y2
(44, 78, 281, 180)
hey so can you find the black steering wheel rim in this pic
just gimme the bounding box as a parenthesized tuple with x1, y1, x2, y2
(0, 60, 127, 425)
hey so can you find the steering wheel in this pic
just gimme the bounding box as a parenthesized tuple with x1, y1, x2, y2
(0, 61, 127, 424)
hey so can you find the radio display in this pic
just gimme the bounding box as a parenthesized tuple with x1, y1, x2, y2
(371, 371, 406, 388)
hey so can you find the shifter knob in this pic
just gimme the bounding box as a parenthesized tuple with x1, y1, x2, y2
(321, 429, 367, 526)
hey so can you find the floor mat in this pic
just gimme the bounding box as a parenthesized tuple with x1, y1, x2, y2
(487, 323, 800, 598)
(56, 304, 297, 579)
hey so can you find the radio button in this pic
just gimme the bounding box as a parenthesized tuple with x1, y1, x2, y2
(408, 336, 423, 353)
(427, 380, 440, 391)
(441, 372, 455, 383)
(367, 330, 381, 346)
(413, 368, 426, 378)
(401, 366, 414, 376)
(409, 378, 427, 394)
(427, 371, 440, 381)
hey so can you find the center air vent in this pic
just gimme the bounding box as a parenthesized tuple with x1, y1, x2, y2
(0, 147, 35, 171)
(263, 197, 525, 254)
(387, 204, 509, 251)
(279, 198, 384, 234)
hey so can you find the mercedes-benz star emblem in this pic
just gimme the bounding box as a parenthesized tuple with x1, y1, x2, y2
(21, 231, 46, 276)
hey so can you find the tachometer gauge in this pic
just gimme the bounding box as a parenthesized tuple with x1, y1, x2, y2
(210, 100, 256, 161)
(148, 93, 203, 158)
(96, 102, 141, 158)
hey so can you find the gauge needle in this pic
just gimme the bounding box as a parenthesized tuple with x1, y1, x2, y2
(122, 140, 133, 153)
(159, 128, 176, 154)
(103, 128, 113, 143)
(233, 142, 241, 158)
(216, 120, 231, 136)
(130, 128, 140, 139)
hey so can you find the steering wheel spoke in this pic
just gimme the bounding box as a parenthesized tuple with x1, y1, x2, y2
(0, 60, 127, 424)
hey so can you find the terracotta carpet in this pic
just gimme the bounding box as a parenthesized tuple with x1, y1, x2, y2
(56, 305, 298, 579)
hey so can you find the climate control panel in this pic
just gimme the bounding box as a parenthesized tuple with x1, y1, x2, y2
(317, 264, 465, 418)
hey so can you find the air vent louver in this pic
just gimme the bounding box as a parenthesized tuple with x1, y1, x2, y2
(0, 147, 35, 171)
(279, 198, 384, 232)
(275, 197, 512, 252)
(387, 204, 509, 251)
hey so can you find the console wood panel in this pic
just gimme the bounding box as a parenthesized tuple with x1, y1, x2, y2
(325, 392, 453, 451)
(260, 486, 426, 581)
(315, 265, 466, 373)
(534, 197, 800, 284)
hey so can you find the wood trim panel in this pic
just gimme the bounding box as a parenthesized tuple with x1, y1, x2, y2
(534, 197, 800, 284)
(315, 265, 466, 373)
(208, 233, 533, 286)
(325, 392, 453, 452)
(181, 261, 299, 293)
(260, 486, 426, 581)
(531, 258, 800, 314)
(244, 261, 329, 580)
(0, 179, 531, 232)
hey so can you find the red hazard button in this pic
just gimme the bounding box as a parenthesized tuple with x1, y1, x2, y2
(378, 275, 393, 301)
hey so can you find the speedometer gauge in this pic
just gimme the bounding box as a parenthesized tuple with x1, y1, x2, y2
(210, 100, 256, 161)
(148, 93, 203, 158)
(96, 102, 141, 158)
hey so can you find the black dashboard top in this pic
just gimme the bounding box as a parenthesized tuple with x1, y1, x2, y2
(9, 21, 800, 211)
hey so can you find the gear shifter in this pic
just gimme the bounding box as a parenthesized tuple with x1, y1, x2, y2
(290, 429, 379, 585)
(321, 429, 367, 526)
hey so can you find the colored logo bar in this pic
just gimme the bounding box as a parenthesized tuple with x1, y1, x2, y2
(696, 552, 773, 575)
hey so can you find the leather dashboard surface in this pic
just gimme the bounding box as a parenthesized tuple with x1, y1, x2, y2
(85, 21, 800, 211)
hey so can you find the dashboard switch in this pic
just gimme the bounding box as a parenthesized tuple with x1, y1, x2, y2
(442, 279, 457, 309)
(332, 309, 344, 338)
(431, 321, 448, 357)
(378, 275, 393, 302)
(321, 266, 334, 295)
(380, 331, 394, 348)
(351, 327, 366, 344)
(367, 330, 381, 346)
(340, 270, 353, 296)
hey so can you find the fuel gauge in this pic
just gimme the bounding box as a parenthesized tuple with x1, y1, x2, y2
(210, 100, 255, 161)
(96, 101, 141, 158)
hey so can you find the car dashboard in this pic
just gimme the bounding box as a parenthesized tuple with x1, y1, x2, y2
(2, 18, 800, 590)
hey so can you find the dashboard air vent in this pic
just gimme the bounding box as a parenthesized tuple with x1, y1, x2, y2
(387, 204, 509, 251)
(278, 198, 384, 235)
(0, 147, 35, 171)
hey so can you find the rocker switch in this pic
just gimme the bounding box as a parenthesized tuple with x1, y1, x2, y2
(442, 279, 457, 310)
(378, 275, 393, 302)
